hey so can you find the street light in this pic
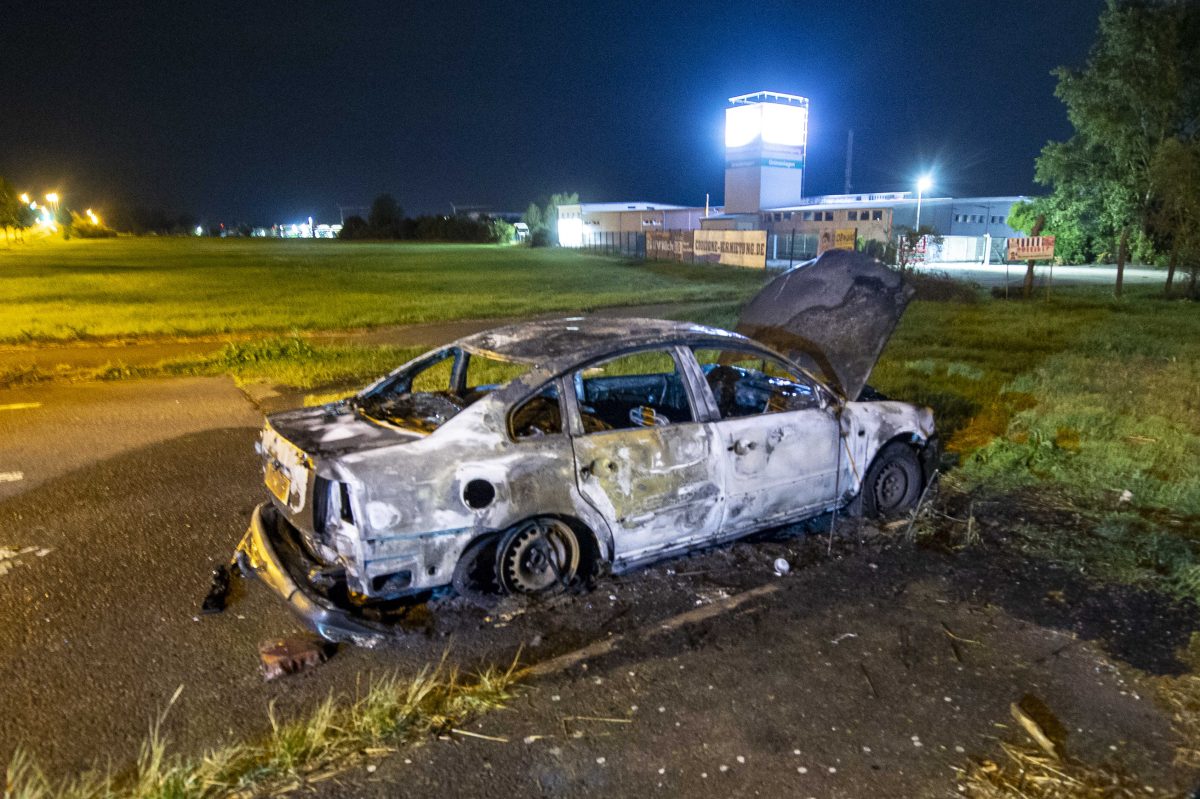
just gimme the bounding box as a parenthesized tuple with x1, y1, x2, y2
(19, 193, 30, 205)
(914, 175, 933, 231)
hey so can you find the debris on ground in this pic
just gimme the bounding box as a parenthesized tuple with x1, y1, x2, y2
(773, 558, 791, 576)
(0, 545, 52, 577)
(1009, 694, 1067, 759)
(258, 636, 337, 680)
(200, 564, 234, 614)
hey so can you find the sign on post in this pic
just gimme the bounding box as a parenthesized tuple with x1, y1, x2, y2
(1007, 236, 1056, 261)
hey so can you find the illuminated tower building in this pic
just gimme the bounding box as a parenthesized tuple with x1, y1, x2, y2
(723, 91, 810, 213)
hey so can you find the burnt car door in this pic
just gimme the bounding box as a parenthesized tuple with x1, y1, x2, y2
(567, 346, 724, 565)
(689, 347, 842, 533)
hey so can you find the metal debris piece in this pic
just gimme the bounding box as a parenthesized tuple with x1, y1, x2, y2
(258, 636, 336, 680)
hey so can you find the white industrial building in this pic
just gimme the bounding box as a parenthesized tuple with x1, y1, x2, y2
(556, 202, 715, 248)
(557, 90, 1029, 265)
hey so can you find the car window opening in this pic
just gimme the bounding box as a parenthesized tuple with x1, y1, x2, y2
(693, 348, 820, 419)
(356, 347, 532, 434)
(510, 383, 563, 439)
(573, 349, 694, 432)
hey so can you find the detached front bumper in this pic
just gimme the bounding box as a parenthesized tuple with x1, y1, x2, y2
(237, 502, 391, 645)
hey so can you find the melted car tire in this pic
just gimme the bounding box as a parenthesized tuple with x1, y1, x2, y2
(862, 441, 923, 518)
(452, 535, 501, 608)
(496, 518, 582, 596)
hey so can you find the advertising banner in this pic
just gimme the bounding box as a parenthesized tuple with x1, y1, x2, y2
(834, 228, 857, 250)
(1007, 236, 1056, 261)
(646, 230, 694, 261)
(693, 230, 767, 269)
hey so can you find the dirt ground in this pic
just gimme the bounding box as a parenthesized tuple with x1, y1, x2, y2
(234, 505, 1200, 798)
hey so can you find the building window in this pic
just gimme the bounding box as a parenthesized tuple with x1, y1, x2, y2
(784, 212, 793, 220)
(801, 211, 814, 221)
(847, 211, 857, 221)
(872, 210, 883, 221)
(823, 211, 834, 221)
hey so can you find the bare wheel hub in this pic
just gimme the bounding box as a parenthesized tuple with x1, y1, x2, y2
(499, 519, 581, 594)
(874, 462, 910, 511)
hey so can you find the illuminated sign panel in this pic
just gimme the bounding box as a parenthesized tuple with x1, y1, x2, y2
(725, 104, 763, 149)
(725, 95, 808, 167)
(761, 103, 807, 147)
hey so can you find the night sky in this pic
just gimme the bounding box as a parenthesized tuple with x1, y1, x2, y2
(2, 0, 1105, 225)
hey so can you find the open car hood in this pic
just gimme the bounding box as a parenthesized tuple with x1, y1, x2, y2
(735, 249, 915, 401)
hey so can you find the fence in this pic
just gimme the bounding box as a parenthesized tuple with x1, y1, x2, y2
(582, 231, 646, 258)
(579, 228, 1006, 268)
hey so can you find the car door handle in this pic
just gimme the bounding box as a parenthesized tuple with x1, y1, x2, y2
(729, 439, 757, 456)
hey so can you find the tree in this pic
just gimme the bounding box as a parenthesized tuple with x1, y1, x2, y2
(1148, 138, 1200, 297)
(522, 192, 578, 246)
(368, 194, 404, 238)
(0, 177, 19, 244)
(1036, 0, 1200, 297)
(893, 225, 941, 274)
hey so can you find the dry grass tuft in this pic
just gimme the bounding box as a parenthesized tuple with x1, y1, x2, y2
(1158, 668, 1200, 769)
(958, 740, 1154, 798)
(4, 656, 520, 799)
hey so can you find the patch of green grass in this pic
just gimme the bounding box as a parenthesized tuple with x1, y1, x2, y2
(0, 238, 764, 343)
(866, 285, 1200, 603)
(5, 660, 519, 799)
(79, 339, 427, 392)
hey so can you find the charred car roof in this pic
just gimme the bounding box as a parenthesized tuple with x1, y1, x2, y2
(454, 317, 748, 370)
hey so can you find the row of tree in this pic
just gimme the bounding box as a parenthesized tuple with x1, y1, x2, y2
(339, 194, 515, 243)
(1014, 0, 1200, 297)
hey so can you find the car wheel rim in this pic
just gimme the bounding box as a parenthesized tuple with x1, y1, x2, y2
(874, 462, 910, 512)
(501, 519, 580, 594)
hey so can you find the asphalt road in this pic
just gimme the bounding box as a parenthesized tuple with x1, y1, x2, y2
(0, 377, 416, 771)
(913, 261, 1166, 288)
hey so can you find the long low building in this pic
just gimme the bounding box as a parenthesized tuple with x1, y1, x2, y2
(556, 202, 715, 248)
(559, 193, 1027, 264)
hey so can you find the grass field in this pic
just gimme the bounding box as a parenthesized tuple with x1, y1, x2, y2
(3, 238, 1197, 601)
(0, 238, 764, 342)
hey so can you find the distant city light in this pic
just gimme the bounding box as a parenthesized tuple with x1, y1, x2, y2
(558, 217, 583, 248)
(194, 225, 204, 236)
(45, 192, 59, 204)
(915, 174, 934, 230)
(19, 193, 30, 205)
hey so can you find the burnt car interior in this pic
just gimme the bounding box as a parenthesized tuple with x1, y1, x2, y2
(573, 349, 693, 430)
(509, 383, 563, 438)
(356, 347, 532, 434)
(694, 348, 822, 419)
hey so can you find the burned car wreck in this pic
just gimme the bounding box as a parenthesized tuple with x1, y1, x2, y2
(236, 251, 938, 642)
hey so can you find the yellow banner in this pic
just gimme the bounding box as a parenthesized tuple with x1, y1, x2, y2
(693, 230, 767, 268)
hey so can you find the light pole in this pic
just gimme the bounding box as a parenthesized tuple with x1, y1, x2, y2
(914, 175, 932, 231)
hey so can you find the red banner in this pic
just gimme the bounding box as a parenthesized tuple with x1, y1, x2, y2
(1007, 236, 1056, 261)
